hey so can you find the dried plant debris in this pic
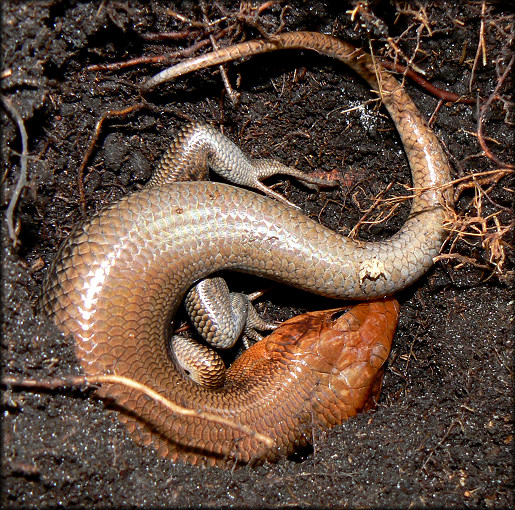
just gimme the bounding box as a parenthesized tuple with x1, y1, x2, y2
(1, 2, 513, 508)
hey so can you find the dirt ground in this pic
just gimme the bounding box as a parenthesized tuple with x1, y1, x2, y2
(2, 1, 513, 508)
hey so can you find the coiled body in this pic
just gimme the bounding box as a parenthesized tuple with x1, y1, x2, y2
(39, 32, 452, 466)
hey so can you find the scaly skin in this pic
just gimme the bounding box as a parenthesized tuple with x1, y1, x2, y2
(38, 32, 452, 466)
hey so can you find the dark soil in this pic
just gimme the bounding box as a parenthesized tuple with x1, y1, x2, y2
(2, 1, 513, 508)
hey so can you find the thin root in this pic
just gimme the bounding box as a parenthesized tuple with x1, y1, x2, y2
(1, 95, 29, 247)
(77, 103, 146, 215)
(1, 374, 274, 448)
